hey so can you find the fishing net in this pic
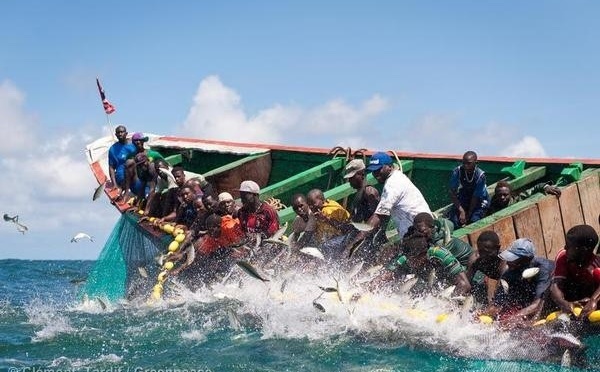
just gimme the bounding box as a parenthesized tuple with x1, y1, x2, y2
(80, 214, 166, 302)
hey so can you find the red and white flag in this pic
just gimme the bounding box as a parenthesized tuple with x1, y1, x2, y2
(96, 77, 116, 114)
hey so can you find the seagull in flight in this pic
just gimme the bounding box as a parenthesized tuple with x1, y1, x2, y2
(71, 232, 94, 243)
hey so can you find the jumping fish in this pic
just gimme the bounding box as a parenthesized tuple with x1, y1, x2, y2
(271, 222, 288, 241)
(350, 222, 374, 232)
(522, 267, 540, 279)
(312, 301, 326, 313)
(227, 309, 243, 331)
(400, 276, 419, 293)
(500, 279, 510, 294)
(71, 232, 94, 243)
(96, 297, 107, 310)
(236, 261, 270, 282)
(318, 286, 338, 293)
(299, 247, 325, 261)
(347, 239, 365, 258)
(3, 214, 18, 222)
(137, 267, 149, 279)
(92, 181, 106, 201)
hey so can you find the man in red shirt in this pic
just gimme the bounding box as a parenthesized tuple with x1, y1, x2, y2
(550, 224, 600, 319)
(237, 180, 280, 238)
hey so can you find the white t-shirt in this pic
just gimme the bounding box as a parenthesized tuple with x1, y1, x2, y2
(374, 169, 432, 237)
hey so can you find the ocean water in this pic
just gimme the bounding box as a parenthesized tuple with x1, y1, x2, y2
(1, 259, 600, 372)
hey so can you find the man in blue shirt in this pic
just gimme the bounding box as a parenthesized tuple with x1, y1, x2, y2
(449, 151, 490, 228)
(108, 125, 136, 199)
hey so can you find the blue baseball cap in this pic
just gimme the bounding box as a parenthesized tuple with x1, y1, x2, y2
(499, 238, 535, 262)
(367, 152, 393, 172)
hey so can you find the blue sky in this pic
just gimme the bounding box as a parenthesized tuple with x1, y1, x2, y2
(1, 1, 598, 259)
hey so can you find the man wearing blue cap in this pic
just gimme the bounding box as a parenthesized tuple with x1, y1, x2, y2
(345, 151, 431, 259)
(484, 238, 554, 327)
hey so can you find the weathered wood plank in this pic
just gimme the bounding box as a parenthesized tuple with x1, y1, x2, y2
(513, 206, 546, 257)
(493, 216, 517, 250)
(536, 196, 565, 259)
(578, 171, 600, 232)
(559, 183, 585, 233)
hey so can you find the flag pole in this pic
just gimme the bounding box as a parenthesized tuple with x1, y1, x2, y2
(96, 77, 117, 140)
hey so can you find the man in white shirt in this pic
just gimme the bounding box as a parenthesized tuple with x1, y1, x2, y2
(346, 152, 432, 259)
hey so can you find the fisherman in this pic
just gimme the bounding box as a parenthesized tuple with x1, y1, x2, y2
(448, 151, 490, 228)
(107, 125, 136, 200)
(550, 224, 600, 319)
(483, 238, 554, 328)
(217, 192, 240, 218)
(343, 159, 380, 223)
(237, 180, 280, 238)
(128, 153, 158, 210)
(370, 235, 472, 295)
(465, 231, 507, 304)
(289, 193, 317, 249)
(345, 152, 432, 259)
(487, 180, 562, 216)
(172, 214, 246, 287)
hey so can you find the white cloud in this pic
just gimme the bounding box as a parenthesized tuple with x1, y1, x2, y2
(0, 81, 115, 248)
(499, 136, 548, 158)
(180, 75, 388, 145)
(0, 80, 38, 155)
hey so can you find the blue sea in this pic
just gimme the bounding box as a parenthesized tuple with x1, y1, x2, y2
(2, 259, 600, 372)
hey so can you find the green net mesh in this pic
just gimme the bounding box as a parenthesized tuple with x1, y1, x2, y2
(80, 214, 166, 302)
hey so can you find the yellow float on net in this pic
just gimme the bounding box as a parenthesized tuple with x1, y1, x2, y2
(174, 234, 186, 243)
(163, 224, 175, 234)
(163, 261, 174, 270)
(588, 310, 600, 323)
(478, 315, 494, 325)
(533, 319, 547, 326)
(151, 291, 161, 300)
(436, 313, 450, 323)
(168, 241, 180, 252)
(157, 271, 168, 282)
(545, 310, 562, 322)
(173, 228, 184, 237)
(153, 283, 163, 292)
(137, 209, 144, 215)
(572, 307, 583, 317)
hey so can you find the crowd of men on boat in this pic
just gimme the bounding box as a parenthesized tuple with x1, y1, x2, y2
(107, 125, 600, 332)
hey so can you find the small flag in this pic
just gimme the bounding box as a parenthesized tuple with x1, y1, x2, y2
(96, 77, 116, 115)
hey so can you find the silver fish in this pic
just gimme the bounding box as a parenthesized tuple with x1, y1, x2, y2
(350, 222, 374, 232)
(236, 261, 270, 282)
(96, 297, 107, 310)
(440, 285, 456, 299)
(312, 301, 326, 313)
(347, 261, 364, 281)
(299, 247, 325, 261)
(271, 222, 288, 240)
(522, 267, 540, 279)
(280, 278, 289, 294)
(71, 232, 94, 243)
(500, 279, 510, 294)
(348, 239, 365, 258)
(561, 349, 571, 368)
(92, 181, 106, 201)
(137, 267, 148, 279)
(427, 268, 437, 287)
(318, 286, 338, 293)
(400, 276, 419, 293)
(334, 278, 343, 303)
(227, 309, 243, 331)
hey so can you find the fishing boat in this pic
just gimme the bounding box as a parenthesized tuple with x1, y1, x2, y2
(83, 133, 600, 301)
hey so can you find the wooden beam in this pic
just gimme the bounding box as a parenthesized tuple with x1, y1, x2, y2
(260, 157, 345, 200)
(203, 152, 270, 178)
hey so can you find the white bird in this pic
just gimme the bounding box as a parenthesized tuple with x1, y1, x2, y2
(71, 232, 94, 243)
